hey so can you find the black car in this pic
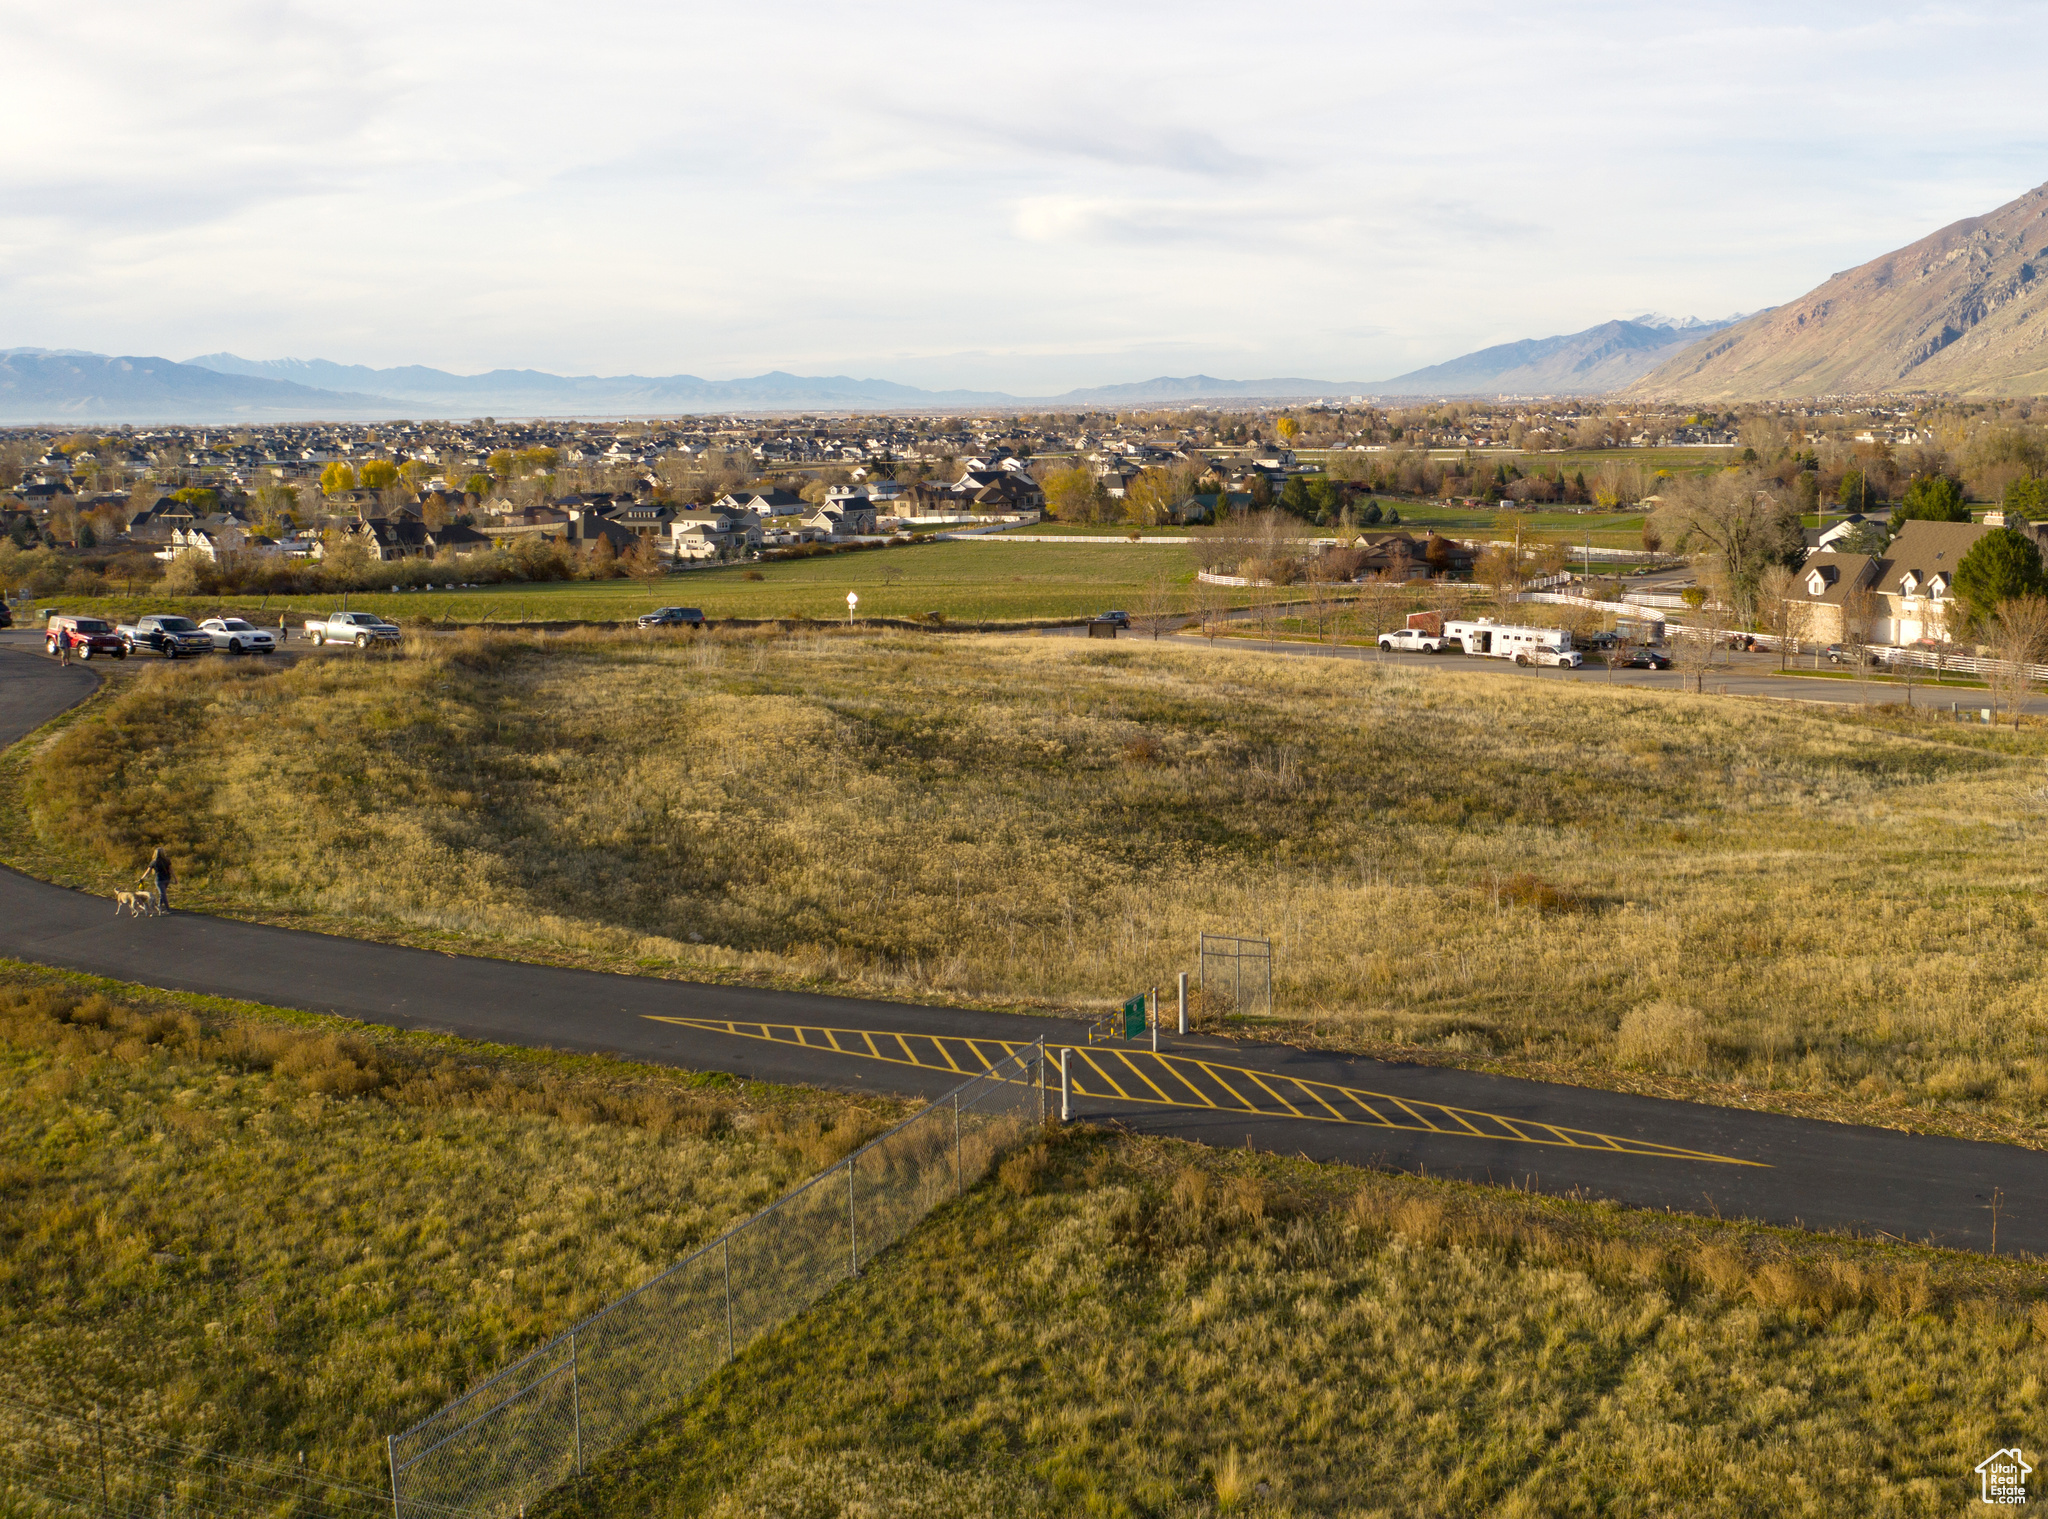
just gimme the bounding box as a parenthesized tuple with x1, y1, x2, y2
(1623, 650, 1672, 669)
(637, 606, 705, 629)
(0, 603, 12, 629)
(1099, 609, 1131, 626)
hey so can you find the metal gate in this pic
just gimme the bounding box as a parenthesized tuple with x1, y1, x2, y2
(1197, 932, 1272, 1021)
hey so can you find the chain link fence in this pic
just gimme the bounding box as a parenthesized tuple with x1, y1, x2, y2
(0, 1399, 414, 1519)
(1198, 932, 1273, 1021)
(389, 1041, 1046, 1519)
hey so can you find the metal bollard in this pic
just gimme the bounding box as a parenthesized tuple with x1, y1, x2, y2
(1151, 986, 1159, 1052)
(1059, 1047, 1071, 1122)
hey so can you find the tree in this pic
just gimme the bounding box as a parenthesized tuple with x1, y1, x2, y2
(1652, 473, 1803, 622)
(1042, 465, 1105, 522)
(1756, 563, 1806, 669)
(2004, 476, 2048, 520)
(1673, 601, 1726, 694)
(1834, 522, 1890, 557)
(1275, 416, 1300, 446)
(358, 460, 399, 491)
(320, 462, 358, 495)
(1358, 571, 1401, 650)
(1473, 544, 1523, 619)
(1888, 473, 1968, 532)
(1839, 582, 1883, 697)
(1987, 595, 2048, 723)
(462, 473, 493, 499)
(1135, 572, 1179, 640)
(1953, 528, 2047, 625)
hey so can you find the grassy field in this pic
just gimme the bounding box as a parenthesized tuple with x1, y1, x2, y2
(4, 963, 2043, 1517)
(555, 1127, 2043, 1518)
(31, 541, 1235, 630)
(15, 629, 2048, 1145)
(0, 962, 899, 1491)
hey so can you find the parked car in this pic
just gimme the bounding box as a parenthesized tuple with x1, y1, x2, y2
(637, 606, 706, 628)
(1378, 627, 1447, 653)
(1580, 630, 1622, 650)
(303, 611, 402, 647)
(45, 614, 127, 659)
(0, 602, 12, 629)
(1824, 643, 1885, 667)
(199, 617, 278, 655)
(1098, 609, 1131, 627)
(1623, 650, 1672, 669)
(117, 613, 213, 659)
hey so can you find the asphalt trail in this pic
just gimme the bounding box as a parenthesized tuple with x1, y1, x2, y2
(2, 643, 2041, 1253)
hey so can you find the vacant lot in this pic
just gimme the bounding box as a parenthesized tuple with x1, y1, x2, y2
(0, 964, 897, 1489)
(45, 539, 1232, 629)
(3, 967, 2038, 1517)
(557, 1127, 2043, 1518)
(15, 630, 2048, 1133)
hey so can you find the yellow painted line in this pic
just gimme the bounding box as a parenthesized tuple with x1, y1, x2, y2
(642, 1019, 1763, 1166)
(1074, 1049, 1135, 1102)
(1240, 1070, 1311, 1120)
(1193, 1059, 1262, 1112)
(1113, 1051, 1176, 1105)
(1157, 1057, 1221, 1109)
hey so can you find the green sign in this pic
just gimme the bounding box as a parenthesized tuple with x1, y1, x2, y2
(1121, 994, 1147, 1041)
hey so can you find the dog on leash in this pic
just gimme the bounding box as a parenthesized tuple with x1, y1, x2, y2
(114, 890, 156, 918)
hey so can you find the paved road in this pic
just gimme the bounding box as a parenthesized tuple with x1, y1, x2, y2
(2, 642, 2043, 1253)
(1080, 622, 2048, 716)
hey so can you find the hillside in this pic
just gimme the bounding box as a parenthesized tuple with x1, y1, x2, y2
(1632, 179, 2048, 398)
(1376, 315, 1742, 396)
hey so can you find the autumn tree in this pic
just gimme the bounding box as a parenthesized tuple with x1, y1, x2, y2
(1652, 472, 1804, 622)
(357, 460, 399, 491)
(320, 462, 358, 495)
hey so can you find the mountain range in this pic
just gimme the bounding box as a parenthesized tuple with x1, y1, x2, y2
(1631, 179, 2048, 398)
(0, 316, 1742, 424)
(1371, 313, 1747, 395)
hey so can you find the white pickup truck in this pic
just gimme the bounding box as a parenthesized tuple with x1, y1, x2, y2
(303, 610, 402, 647)
(1377, 627, 1448, 653)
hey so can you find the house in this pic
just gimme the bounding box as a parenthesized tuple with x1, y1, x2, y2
(802, 498, 879, 537)
(1782, 519, 1993, 645)
(668, 506, 760, 561)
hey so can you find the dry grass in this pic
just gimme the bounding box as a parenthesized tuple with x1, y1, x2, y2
(0, 964, 899, 1487)
(15, 627, 2048, 1132)
(551, 1128, 2048, 1517)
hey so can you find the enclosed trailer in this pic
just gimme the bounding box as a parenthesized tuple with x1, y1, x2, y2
(1442, 619, 1583, 667)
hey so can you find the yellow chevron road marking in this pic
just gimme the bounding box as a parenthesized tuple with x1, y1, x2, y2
(645, 1017, 1764, 1167)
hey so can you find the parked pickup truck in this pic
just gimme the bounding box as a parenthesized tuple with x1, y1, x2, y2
(1377, 627, 1448, 653)
(304, 610, 402, 647)
(45, 614, 127, 659)
(118, 613, 214, 659)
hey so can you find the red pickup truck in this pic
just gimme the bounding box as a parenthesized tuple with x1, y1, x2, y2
(45, 614, 127, 659)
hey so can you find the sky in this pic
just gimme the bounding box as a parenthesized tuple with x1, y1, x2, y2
(4, 0, 2047, 394)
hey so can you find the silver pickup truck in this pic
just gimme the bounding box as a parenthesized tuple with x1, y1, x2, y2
(303, 610, 402, 647)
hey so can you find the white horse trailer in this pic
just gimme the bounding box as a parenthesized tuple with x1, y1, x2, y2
(1442, 619, 1584, 667)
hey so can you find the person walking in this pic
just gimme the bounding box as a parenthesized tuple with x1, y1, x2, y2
(140, 847, 171, 914)
(54, 625, 70, 666)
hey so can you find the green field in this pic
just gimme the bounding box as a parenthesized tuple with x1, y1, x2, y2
(38, 541, 1238, 628)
